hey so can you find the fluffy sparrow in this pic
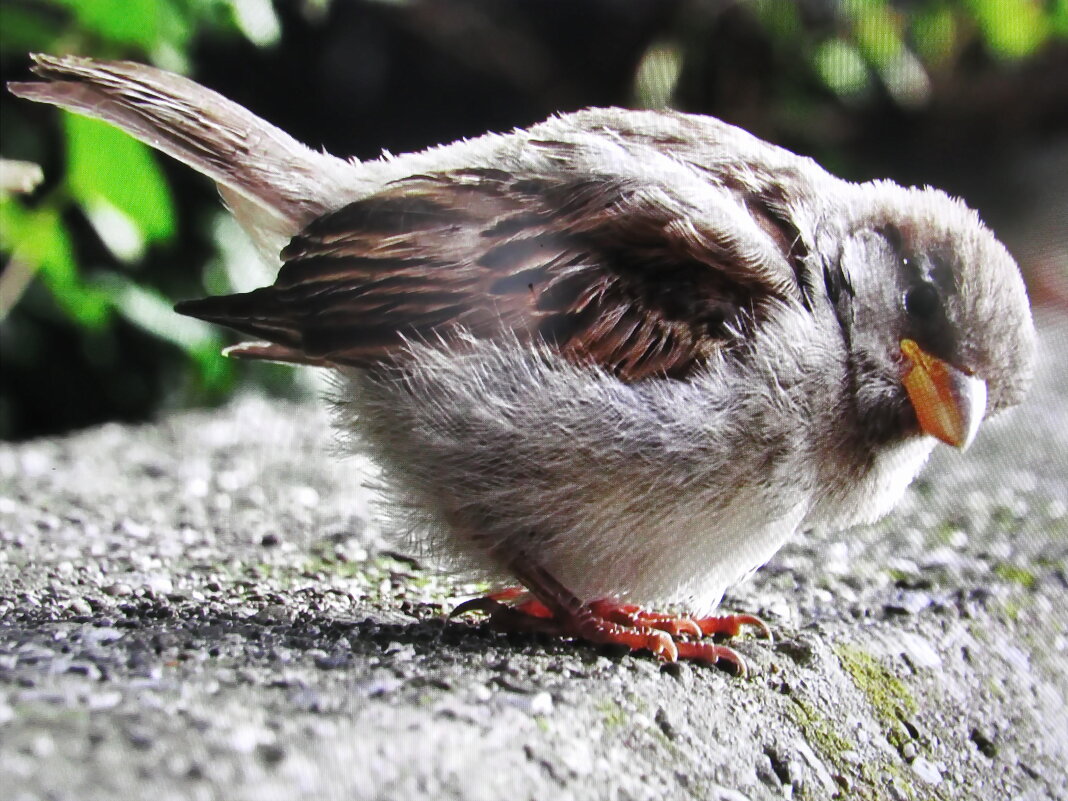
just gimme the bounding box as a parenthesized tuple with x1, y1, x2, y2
(10, 55, 1035, 672)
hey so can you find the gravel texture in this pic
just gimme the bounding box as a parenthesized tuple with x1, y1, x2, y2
(2, 318, 1066, 801)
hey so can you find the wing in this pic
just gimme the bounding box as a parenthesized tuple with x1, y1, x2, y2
(177, 161, 809, 381)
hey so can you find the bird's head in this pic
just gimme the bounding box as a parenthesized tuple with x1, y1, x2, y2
(826, 181, 1035, 449)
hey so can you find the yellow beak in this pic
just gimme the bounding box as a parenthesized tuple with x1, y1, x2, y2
(900, 339, 987, 450)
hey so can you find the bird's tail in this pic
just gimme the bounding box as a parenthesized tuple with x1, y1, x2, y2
(8, 53, 361, 258)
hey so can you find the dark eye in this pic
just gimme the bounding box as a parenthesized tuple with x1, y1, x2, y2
(904, 282, 940, 319)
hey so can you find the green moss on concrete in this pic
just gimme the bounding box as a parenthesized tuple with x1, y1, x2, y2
(993, 563, 1036, 589)
(830, 645, 958, 799)
(930, 520, 962, 546)
(1000, 594, 1027, 623)
(857, 762, 918, 801)
(596, 698, 628, 730)
(786, 697, 854, 756)
(835, 645, 919, 753)
(990, 504, 1020, 528)
(785, 697, 916, 801)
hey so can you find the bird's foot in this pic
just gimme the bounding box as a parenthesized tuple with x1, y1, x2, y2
(588, 600, 772, 643)
(450, 589, 768, 675)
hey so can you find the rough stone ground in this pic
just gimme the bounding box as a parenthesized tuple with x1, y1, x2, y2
(2, 318, 1066, 801)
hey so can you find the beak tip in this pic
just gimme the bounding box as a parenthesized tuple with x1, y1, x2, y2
(957, 375, 988, 451)
(900, 340, 987, 452)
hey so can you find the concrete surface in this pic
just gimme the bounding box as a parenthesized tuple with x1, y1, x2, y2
(1, 318, 1066, 801)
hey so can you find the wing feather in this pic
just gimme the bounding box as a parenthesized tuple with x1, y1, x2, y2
(178, 163, 809, 380)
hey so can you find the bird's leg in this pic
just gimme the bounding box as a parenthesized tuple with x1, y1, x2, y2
(448, 594, 568, 634)
(449, 561, 762, 674)
(484, 587, 555, 618)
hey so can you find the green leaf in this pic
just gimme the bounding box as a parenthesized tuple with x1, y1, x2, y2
(753, 0, 802, 42)
(0, 6, 63, 56)
(189, 342, 235, 395)
(912, 6, 958, 67)
(51, 0, 164, 50)
(91, 272, 234, 393)
(0, 197, 111, 326)
(63, 113, 177, 250)
(1051, 0, 1068, 35)
(814, 39, 872, 98)
(851, 3, 903, 67)
(153, 0, 196, 57)
(633, 41, 683, 110)
(93, 273, 220, 355)
(967, 0, 1050, 59)
(229, 0, 282, 47)
(95, 273, 234, 393)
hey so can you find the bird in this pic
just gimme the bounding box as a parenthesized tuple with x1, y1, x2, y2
(9, 54, 1035, 673)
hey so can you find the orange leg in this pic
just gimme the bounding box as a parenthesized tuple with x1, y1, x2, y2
(450, 566, 770, 675)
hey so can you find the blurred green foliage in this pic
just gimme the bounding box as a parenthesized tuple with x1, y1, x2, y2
(0, 0, 289, 437)
(0, 0, 1064, 438)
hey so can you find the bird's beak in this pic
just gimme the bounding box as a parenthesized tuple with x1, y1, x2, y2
(900, 339, 987, 450)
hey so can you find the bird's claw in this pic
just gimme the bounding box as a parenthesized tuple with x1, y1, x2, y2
(692, 612, 773, 645)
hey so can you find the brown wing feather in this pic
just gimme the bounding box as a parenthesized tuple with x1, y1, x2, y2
(177, 166, 805, 380)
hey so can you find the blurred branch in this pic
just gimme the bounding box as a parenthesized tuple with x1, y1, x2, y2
(0, 257, 36, 319)
(0, 158, 44, 195)
(0, 156, 43, 317)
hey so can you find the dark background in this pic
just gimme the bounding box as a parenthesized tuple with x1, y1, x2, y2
(2, 0, 1066, 440)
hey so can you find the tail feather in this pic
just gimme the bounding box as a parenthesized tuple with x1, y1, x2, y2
(8, 54, 362, 254)
(174, 289, 301, 347)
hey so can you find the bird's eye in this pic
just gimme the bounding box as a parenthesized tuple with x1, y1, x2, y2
(903, 282, 940, 319)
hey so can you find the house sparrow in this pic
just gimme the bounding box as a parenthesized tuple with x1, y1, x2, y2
(10, 55, 1034, 673)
